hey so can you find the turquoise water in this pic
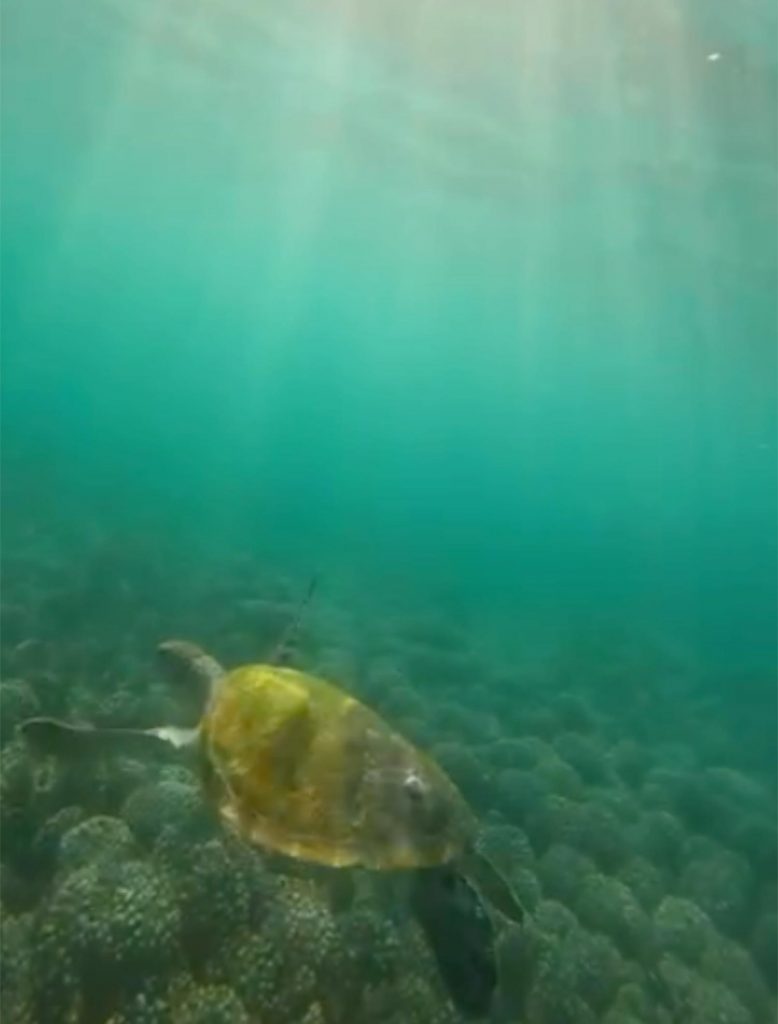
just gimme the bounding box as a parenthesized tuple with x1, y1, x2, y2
(4, 0, 776, 661)
(2, 2, 776, 1022)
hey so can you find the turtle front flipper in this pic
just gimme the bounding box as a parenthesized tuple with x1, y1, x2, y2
(410, 866, 497, 1019)
(460, 847, 525, 925)
(20, 717, 197, 757)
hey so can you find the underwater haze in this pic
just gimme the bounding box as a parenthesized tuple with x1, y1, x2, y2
(1, 1, 777, 1023)
(4, 0, 776, 657)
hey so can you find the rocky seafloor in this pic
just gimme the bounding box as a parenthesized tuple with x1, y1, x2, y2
(1, 531, 776, 1024)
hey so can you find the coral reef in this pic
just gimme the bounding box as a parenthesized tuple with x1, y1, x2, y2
(0, 537, 775, 1024)
(0, 679, 40, 744)
(122, 779, 206, 849)
(539, 843, 597, 907)
(678, 846, 756, 940)
(575, 874, 652, 962)
(653, 896, 717, 965)
(56, 816, 138, 877)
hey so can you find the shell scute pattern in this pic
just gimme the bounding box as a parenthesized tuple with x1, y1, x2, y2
(201, 665, 475, 869)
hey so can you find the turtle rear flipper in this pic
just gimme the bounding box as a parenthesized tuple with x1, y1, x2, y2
(19, 717, 197, 757)
(156, 639, 225, 711)
(410, 866, 497, 1019)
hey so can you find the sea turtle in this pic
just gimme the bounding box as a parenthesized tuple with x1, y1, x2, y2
(21, 638, 524, 1016)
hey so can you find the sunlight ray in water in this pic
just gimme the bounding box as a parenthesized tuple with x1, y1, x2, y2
(1, 0, 775, 1019)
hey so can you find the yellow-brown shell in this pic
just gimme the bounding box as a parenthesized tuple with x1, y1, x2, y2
(199, 664, 476, 870)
